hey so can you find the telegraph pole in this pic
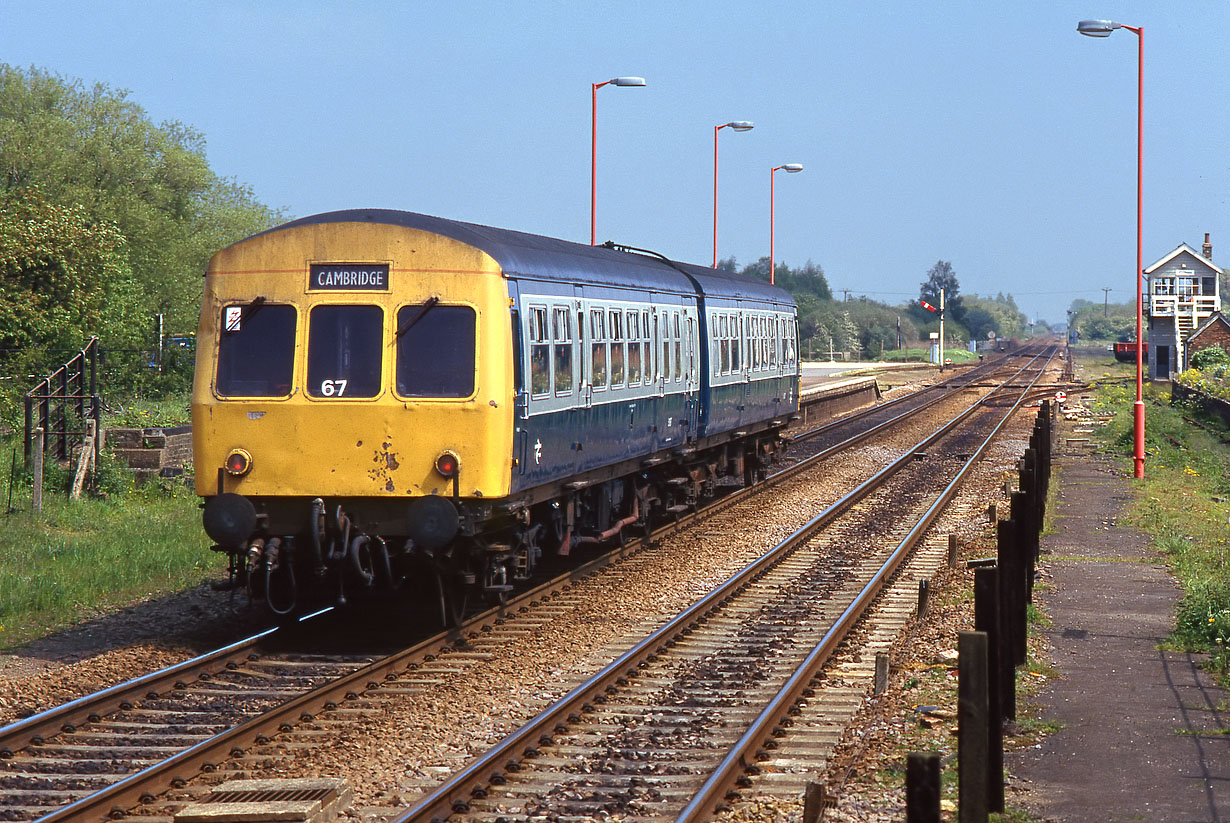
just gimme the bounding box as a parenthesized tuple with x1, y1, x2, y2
(1102, 287, 1111, 316)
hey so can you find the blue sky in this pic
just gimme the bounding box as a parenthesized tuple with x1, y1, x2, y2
(3, 1, 1228, 324)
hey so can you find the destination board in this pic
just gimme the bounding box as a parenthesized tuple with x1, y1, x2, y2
(309, 263, 390, 291)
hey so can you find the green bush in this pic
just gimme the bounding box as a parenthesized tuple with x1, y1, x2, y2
(1192, 346, 1230, 371)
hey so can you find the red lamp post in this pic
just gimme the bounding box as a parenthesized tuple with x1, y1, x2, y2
(769, 163, 803, 285)
(713, 121, 754, 267)
(1079, 19, 1145, 478)
(591, 76, 646, 246)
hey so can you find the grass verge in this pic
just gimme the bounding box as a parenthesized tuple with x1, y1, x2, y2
(1085, 356, 1230, 683)
(0, 395, 220, 650)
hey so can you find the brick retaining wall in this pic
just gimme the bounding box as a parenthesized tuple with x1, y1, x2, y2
(1171, 380, 1230, 428)
(105, 425, 192, 480)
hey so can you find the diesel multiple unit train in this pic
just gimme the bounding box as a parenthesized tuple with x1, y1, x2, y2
(194, 210, 801, 621)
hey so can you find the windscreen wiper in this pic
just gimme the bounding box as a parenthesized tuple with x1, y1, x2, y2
(395, 296, 440, 341)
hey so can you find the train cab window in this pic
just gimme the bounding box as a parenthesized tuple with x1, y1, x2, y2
(627, 310, 642, 384)
(718, 316, 729, 374)
(216, 302, 296, 397)
(609, 309, 625, 387)
(309, 305, 383, 399)
(528, 307, 549, 397)
(395, 303, 476, 398)
(590, 308, 607, 390)
(307, 305, 383, 398)
(552, 307, 573, 396)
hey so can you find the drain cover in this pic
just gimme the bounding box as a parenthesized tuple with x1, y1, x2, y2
(175, 778, 351, 823)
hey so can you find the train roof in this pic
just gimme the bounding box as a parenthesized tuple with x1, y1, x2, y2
(259, 209, 795, 307)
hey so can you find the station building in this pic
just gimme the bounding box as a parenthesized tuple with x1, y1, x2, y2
(1145, 232, 1224, 379)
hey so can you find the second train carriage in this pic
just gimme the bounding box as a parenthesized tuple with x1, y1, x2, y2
(193, 210, 799, 618)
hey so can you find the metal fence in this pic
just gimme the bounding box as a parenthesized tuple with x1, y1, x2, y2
(23, 338, 101, 471)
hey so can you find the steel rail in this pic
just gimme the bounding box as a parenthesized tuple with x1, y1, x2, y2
(390, 348, 1054, 822)
(677, 348, 1055, 821)
(0, 609, 339, 758)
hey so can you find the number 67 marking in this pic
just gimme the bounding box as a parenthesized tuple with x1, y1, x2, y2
(320, 379, 348, 396)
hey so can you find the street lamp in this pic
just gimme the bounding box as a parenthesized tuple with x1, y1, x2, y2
(769, 163, 803, 286)
(713, 121, 754, 267)
(591, 76, 646, 246)
(1078, 18, 1145, 478)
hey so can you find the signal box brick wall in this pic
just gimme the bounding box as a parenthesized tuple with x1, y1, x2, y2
(1187, 313, 1230, 364)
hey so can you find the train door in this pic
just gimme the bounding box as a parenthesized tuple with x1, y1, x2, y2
(682, 309, 699, 442)
(741, 310, 752, 425)
(576, 289, 591, 409)
(653, 307, 667, 398)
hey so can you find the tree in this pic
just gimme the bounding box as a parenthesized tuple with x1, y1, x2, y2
(0, 64, 280, 338)
(917, 260, 967, 327)
(742, 256, 832, 301)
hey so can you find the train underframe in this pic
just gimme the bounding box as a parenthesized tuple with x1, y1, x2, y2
(215, 426, 788, 625)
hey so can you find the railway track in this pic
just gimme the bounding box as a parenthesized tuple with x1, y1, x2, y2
(390, 348, 1053, 822)
(0, 346, 1056, 822)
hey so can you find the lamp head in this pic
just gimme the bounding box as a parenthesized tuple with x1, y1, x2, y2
(782, 163, 804, 173)
(727, 120, 755, 132)
(1077, 19, 1120, 37)
(610, 76, 647, 86)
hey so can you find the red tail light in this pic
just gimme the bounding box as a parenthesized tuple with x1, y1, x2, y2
(435, 451, 460, 479)
(225, 448, 252, 477)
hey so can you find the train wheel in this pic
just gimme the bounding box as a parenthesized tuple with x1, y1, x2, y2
(434, 571, 470, 627)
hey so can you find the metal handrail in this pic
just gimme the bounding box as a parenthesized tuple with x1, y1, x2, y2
(23, 337, 100, 471)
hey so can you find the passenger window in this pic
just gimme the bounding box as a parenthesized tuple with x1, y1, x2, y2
(553, 307, 572, 396)
(687, 316, 695, 381)
(217, 302, 296, 397)
(307, 305, 382, 398)
(529, 306, 549, 397)
(395, 303, 476, 398)
(591, 308, 607, 389)
(642, 310, 651, 384)
(609, 309, 625, 387)
(652, 314, 660, 380)
(673, 313, 682, 381)
(627, 310, 642, 384)
(770, 317, 779, 367)
(661, 313, 670, 382)
(731, 314, 741, 372)
(719, 315, 730, 374)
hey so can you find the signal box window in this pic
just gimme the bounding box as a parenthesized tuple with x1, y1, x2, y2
(396, 303, 476, 398)
(217, 302, 296, 397)
(308, 305, 383, 398)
